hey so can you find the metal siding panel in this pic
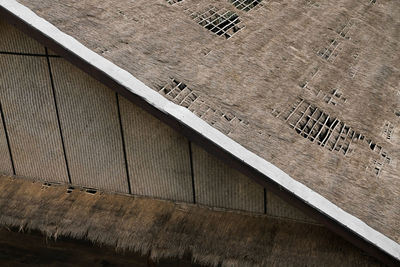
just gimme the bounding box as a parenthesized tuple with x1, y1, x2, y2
(49, 58, 128, 193)
(119, 96, 193, 202)
(267, 191, 315, 223)
(47, 49, 58, 56)
(0, 18, 44, 54)
(192, 144, 264, 213)
(0, 105, 13, 175)
(0, 54, 68, 182)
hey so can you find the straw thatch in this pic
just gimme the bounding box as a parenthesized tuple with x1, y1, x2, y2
(14, 0, 400, 245)
(0, 175, 383, 266)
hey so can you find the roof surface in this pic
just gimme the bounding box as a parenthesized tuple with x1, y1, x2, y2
(0, 0, 399, 264)
(0, 175, 384, 267)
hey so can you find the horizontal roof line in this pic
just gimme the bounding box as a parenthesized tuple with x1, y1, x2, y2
(0, 0, 398, 265)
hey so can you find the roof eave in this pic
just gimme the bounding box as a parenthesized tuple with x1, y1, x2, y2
(0, 1, 398, 265)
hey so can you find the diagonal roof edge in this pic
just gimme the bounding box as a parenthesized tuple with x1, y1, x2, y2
(0, 0, 398, 265)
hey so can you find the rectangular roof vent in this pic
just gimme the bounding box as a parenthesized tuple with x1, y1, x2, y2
(280, 98, 392, 176)
(189, 6, 244, 39)
(166, 0, 183, 5)
(229, 0, 262, 11)
(284, 98, 356, 155)
(158, 78, 248, 134)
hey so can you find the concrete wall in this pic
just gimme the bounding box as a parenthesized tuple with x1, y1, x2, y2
(0, 19, 314, 223)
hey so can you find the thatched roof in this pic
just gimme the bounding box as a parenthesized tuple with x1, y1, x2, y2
(0, 175, 383, 267)
(0, 0, 399, 264)
(8, 0, 399, 248)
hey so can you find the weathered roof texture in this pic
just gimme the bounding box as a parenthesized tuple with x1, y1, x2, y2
(0, 175, 384, 267)
(12, 0, 399, 242)
(0, 0, 399, 264)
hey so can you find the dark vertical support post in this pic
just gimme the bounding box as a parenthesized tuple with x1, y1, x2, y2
(0, 100, 15, 175)
(115, 93, 132, 194)
(188, 141, 196, 204)
(45, 47, 72, 184)
(264, 188, 267, 214)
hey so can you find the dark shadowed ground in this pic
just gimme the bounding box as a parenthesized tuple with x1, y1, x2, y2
(0, 228, 198, 267)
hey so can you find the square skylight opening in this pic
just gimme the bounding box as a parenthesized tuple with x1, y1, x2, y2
(190, 6, 243, 39)
(166, 0, 183, 5)
(229, 0, 262, 11)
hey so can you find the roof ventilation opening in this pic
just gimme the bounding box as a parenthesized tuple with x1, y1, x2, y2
(159, 79, 194, 106)
(158, 78, 248, 134)
(383, 121, 394, 140)
(317, 39, 341, 62)
(166, 0, 183, 5)
(323, 89, 347, 106)
(284, 99, 355, 155)
(229, 0, 262, 11)
(41, 182, 52, 189)
(85, 188, 97, 194)
(190, 6, 243, 39)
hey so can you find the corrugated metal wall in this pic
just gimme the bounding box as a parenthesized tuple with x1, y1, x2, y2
(0, 19, 314, 223)
(49, 58, 129, 192)
(0, 18, 43, 54)
(192, 143, 264, 213)
(0, 54, 69, 182)
(119, 96, 193, 202)
(266, 190, 315, 223)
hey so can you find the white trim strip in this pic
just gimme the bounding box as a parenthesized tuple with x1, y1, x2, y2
(1, 0, 399, 261)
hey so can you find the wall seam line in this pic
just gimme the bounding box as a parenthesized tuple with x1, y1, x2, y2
(188, 141, 196, 204)
(0, 100, 16, 175)
(0, 50, 60, 57)
(116, 93, 132, 194)
(264, 188, 267, 214)
(45, 47, 72, 184)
